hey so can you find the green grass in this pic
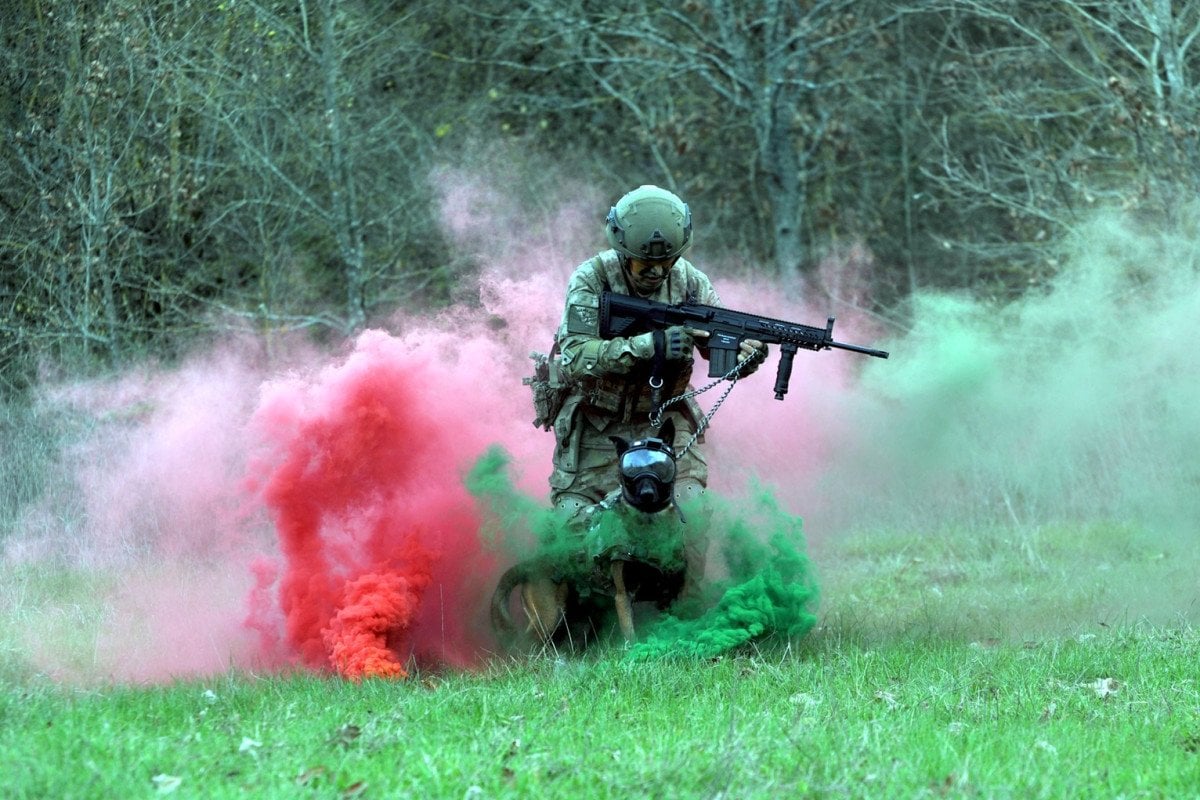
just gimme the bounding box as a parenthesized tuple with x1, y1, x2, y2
(811, 520, 1199, 645)
(2, 518, 1198, 799)
(1, 630, 1197, 799)
(5, 394, 1199, 797)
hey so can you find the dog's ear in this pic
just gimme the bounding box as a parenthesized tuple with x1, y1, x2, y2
(609, 435, 630, 456)
(659, 418, 675, 451)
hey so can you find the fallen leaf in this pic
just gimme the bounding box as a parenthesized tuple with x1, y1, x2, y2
(152, 774, 182, 794)
(331, 724, 362, 747)
(296, 766, 329, 786)
(341, 780, 367, 798)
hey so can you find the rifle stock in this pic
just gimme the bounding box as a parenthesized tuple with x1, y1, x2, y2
(599, 291, 889, 400)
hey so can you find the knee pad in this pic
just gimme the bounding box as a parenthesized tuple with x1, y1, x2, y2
(552, 491, 595, 527)
(553, 492, 592, 519)
(675, 478, 705, 503)
(674, 477, 713, 533)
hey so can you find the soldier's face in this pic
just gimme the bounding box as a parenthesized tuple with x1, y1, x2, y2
(628, 257, 677, 294)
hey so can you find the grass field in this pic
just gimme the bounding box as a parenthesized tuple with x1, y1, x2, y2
(3, 518, 1197, 799)
(3, 225, 1198, 798)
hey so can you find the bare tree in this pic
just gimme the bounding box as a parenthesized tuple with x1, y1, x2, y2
(913, 0, 1200, 293)
(1, 0, 469, 390)
(8, 0, 1197, 393)
(1061, 0, 1200, 201)
(455, 0, 886, 285)
(1, 0, 184, 379)
(162, 0, 450, 335)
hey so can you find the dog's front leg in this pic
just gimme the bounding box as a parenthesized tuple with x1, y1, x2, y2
(610, 560, 637, 643)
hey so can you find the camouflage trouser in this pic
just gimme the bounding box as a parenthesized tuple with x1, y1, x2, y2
(549, 399, 710, 598)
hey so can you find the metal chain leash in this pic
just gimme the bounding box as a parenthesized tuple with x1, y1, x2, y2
(649, 351, 760, 458)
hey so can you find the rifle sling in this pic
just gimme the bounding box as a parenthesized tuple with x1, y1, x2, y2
(650, 329, 667, 410)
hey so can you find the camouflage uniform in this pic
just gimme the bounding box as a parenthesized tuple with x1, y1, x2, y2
(537, 184, 737, 610)
(549, 248, 720, 515)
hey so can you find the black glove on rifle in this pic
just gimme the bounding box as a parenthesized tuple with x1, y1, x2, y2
(662, 325, 694, 360)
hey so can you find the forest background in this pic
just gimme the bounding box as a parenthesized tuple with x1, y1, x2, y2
(3, 0, 1199, 395)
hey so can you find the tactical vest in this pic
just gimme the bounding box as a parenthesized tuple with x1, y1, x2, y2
(568, 251, 705, 424)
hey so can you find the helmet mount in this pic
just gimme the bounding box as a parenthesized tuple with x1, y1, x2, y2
(605, 185, 692, 263)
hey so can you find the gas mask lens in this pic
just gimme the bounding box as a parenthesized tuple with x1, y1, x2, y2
(619, 445, 677, 484)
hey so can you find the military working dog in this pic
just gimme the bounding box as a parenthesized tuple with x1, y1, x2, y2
(490, 419, 688, 650)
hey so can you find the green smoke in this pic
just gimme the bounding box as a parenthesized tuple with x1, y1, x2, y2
(467, 449, 819, 656)
(467, 446, 612, 582)
(814, 208, 1200, 538)
(464, 446, 546, 550)
(627, 487, 818, 660)
(465, 447, 576, 567)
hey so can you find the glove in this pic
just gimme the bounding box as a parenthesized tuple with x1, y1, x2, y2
(737, 340, 768, 376)
(663, 325, 695, 360)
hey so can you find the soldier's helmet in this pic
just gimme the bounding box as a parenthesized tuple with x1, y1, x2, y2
(605, 185, 692, 262)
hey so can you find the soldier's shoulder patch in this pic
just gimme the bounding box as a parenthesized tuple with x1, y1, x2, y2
(566, 303, 600, 335)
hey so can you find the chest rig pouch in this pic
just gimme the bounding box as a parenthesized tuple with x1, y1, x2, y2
(524, 341, 569, 431)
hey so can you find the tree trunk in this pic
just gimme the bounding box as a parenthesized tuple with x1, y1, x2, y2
(320, 0, 366, 332)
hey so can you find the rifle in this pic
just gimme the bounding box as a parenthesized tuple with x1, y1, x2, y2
(599, 291, 889, 401)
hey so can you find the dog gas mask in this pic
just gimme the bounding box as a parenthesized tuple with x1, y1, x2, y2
(610, 419, 677, 515)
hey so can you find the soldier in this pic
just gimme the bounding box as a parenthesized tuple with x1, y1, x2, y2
(548, 184, 766, 595)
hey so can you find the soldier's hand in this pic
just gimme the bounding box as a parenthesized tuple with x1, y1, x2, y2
(663, 326, 707, 360)
(738, 339, 768, 375)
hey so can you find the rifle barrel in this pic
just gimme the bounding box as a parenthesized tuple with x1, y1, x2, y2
(830, 340, 890, 359)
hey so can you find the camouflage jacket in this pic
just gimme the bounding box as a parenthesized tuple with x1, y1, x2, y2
(554, 249, 720, 423)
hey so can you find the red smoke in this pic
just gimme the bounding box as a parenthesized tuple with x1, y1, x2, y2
(323, 572, 429, 680)
(245, 330, 501, 678)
